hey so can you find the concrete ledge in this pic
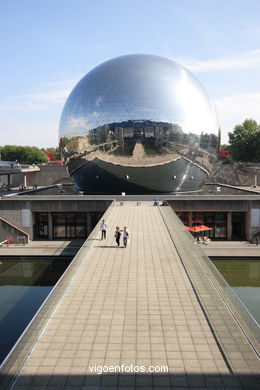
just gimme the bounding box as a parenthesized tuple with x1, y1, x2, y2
(204, 247, 260, 257)
(0, 246, 80, 257)
(0, 239, 84, 257)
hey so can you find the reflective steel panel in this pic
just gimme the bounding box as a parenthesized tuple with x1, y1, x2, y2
(59, 54, 219, 194)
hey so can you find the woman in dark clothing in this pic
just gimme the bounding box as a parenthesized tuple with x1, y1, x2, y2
(115, 226, 121, 247)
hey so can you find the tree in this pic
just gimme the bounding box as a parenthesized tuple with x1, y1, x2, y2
(200, 132, 218, 150)
(220, 144, 230, 150)
(0, 145, 48, 164)
(42, 147, 61, 160)
(228, 119, 260, 162)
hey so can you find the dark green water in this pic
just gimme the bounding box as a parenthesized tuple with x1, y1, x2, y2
(211, 258, 260, 325)
(0, 257, 71, 364)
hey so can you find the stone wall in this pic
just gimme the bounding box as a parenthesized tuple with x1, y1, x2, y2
(2, 162, 260, 188)
(24, 165, 70, 186)
(209, 163, 260, 186)
(0, 210, 30, 234)
(0, 165, 70, 188)
(0, 218, 29, 244)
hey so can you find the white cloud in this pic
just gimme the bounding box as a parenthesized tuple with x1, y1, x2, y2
(215, 92, 260, 143)
(175, 49, 260, 73)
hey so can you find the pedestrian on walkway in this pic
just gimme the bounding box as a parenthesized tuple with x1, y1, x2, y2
(115, 226, 121, 247)
(123, 226, 129, 248)
(100, 219, 107, 240)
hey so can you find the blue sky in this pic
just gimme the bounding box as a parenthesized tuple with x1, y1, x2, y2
(0, 0, 260, 147)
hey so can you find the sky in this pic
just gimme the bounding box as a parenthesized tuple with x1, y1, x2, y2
(0, 0, 260, 147)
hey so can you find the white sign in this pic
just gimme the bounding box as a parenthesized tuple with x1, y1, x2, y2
(22, 209, 31, 227)
(251, 209, 260, 227)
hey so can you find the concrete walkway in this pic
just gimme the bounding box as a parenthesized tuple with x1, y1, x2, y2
(11, 202, 259, 389)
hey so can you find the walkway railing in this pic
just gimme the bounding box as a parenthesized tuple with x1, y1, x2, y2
(0, 200, 115, 390)
(159, 204, 260, 361)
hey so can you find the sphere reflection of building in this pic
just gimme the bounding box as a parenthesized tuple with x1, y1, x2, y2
(59, 54, 219, 194)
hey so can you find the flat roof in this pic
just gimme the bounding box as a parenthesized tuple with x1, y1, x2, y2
(2, 183, 260, 202)
(20, 183, 260, 195)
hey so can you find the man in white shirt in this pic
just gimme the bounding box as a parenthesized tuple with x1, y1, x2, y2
(100, 219, 107, 240)
(123, 226, 129, 248)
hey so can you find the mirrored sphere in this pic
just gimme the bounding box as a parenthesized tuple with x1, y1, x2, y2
(59, 54, 219, 194)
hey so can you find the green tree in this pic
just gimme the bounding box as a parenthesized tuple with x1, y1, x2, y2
(0, 145, 48, 164)
(228, 119, 260, 162)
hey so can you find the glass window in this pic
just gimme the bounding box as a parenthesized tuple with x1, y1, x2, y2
(214, 213, 227, 239)
(76, 213, 86, 224)
(215, 225, 227, 239)
(52, 212, 91, 239)
(215, 213, 226, 223)
(176, 212, 188, 225)
(76, 225, 86, 238)
(204, 212, 215, 238)
(192, 212, 203, 225)
(66, 213, 76, 224)
(35, 212, 48, 239)
(53, 213, 65, 224)
(38, 212, 48, 223)
(54, 225, 66, 238)
(204, 213, 214, 223)
(66, 225, 76, 238)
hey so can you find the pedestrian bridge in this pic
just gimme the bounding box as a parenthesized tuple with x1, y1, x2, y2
(0, 162, 40, 175)
(0, 202, 259, 389)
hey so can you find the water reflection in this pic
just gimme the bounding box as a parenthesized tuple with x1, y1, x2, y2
(0, 257, 71, 364)
(212, 258, 260, 324)
(58, 55, 219, 193)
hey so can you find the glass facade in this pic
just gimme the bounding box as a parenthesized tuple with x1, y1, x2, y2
(58, 54, 219, 194)
(176, 211, 189, 226)
(52, 212, 101, 239)
(177, 211, 229, 239)
(34, 212, 103, 240)
(35, 212, 48, 238)
(232, 212, 245, 240)
(214, 212, 227, 239)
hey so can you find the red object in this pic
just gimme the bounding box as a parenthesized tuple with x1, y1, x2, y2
(44, 151, 63, 165)
(218, 149, 231, 160)
(6, 237, 11, 247)
(184, 225, 212, 232)
(197, 224, 213, 231)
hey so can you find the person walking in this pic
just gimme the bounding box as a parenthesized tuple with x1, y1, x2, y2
(100, 219, 107, 240)
(115, 226, 121, 247)
(123, 226, 129, 248)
